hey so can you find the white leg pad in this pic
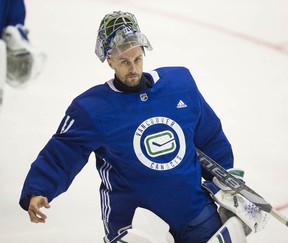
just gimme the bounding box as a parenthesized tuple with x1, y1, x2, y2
(208, 216, 247, 243)
(121, 207, 175, 243)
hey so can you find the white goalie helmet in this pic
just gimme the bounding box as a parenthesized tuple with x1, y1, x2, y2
(95, 11, 152, 62)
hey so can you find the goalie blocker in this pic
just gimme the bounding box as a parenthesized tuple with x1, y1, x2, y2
(202, 168, 269, 236)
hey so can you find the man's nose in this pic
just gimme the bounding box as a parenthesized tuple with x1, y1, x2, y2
(129, 63, 137, 73)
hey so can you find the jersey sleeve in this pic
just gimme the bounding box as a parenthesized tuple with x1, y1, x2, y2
(6, 0, 26, 26)
(194, 91, 234, 181)
(19, 101, 101, 210)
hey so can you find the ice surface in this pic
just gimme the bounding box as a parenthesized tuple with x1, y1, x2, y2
(0, 0, 287, 242)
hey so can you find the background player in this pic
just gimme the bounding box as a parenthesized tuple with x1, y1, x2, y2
(0, 0, 46, 111)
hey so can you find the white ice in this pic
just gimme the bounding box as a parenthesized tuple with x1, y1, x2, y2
(0, 0, 287, 242)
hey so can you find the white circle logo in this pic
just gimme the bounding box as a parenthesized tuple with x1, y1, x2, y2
(133, 116, 186, 171)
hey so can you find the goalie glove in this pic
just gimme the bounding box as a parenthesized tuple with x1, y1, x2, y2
(202, 168, 269, 235)
(2, 24, 46, 88)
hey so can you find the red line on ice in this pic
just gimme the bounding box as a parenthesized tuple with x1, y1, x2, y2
(110, 0, 288, 55)
(275, 203, 288, 211)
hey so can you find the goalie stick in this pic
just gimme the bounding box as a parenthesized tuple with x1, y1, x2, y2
(196, 148, 288, 228)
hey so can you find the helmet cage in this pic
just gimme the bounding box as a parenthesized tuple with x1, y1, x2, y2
(95, 11, 152, 62)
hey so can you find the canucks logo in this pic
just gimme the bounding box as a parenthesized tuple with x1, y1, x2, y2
(144, 130, 176, 157)
(133, 116, 186, 171)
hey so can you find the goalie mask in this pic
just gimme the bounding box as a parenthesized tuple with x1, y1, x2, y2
(95, 11, 152, 62)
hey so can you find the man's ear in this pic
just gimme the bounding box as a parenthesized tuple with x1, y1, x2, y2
(107, 57, 113, 69)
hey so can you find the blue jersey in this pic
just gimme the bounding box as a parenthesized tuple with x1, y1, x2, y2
(20, 66, 233, 228)
(0, 0, 26, 34)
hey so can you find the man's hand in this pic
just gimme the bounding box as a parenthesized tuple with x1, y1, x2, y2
(28, 195, 50, 223)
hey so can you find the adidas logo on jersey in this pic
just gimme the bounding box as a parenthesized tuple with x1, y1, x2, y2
(177, 100, 187, 108)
